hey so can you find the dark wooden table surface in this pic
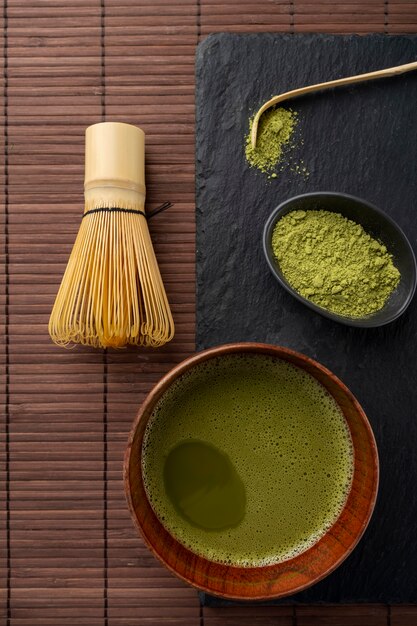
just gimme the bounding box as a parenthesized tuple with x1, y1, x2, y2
(1, 1, 416, 624)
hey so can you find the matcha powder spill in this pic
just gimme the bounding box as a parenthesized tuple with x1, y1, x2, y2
(245, 107, 297, 174)
(272, 210, 400, 318)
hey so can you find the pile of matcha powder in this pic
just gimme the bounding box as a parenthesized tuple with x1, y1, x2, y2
(272, 210, 400, 318)
(245, 107, 297, 174)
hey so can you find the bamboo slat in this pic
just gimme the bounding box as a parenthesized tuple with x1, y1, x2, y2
(203, 605, 294, 626)
(391, 606, 417, 626)
(296, 605, 389, 625)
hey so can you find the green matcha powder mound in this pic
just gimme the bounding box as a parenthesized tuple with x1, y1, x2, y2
(272, 210, 401, 318)
(245, 107, 297, 174)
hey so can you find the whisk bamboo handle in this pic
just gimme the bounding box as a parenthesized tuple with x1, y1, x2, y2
(251, 60, 417, 148)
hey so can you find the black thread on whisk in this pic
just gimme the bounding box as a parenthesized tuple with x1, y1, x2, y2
(82, 202, 173, 220)
(83, 206, 147, 218)
(147, 201, 173, 218)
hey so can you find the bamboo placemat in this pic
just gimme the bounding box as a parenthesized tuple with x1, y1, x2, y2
(1, 1, 417, 625)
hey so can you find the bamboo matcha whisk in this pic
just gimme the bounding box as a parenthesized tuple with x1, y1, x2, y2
(49, 122, 175, 349)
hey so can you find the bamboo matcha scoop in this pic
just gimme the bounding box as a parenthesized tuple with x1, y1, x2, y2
(251, 60, 417, 148)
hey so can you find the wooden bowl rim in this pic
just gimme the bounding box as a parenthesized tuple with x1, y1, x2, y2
(124, 342, 379, 600)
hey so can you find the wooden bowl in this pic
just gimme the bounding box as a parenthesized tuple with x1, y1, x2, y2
(124, 343, 379, 600)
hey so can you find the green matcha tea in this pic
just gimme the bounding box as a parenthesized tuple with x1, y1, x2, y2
(142, 354, 354, 567)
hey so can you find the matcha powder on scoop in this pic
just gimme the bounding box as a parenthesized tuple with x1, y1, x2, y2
(245, 107, 297, 175)
(272, 210, 400, 318)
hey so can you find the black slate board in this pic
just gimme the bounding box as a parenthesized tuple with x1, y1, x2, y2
(195, 34, 417, 604)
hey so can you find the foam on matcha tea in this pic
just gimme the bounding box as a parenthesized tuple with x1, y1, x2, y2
(142, 354, 354, 567)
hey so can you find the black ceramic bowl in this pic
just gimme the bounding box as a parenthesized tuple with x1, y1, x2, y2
(263, 192, 416, 328)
